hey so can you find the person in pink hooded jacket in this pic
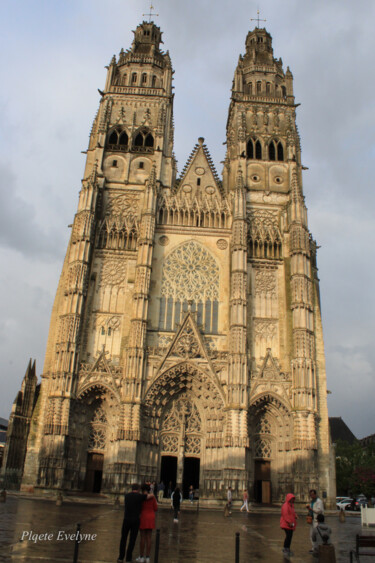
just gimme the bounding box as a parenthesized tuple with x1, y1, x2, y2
(280, 493, 298, 558)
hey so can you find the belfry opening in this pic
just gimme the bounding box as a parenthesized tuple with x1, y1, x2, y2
(1, 18, 335, 507)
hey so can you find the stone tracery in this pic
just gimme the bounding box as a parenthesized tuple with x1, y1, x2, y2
(159, 241, 219, 332)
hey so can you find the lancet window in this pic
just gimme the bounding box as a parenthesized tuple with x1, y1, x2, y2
(106, 127, 129, 152)
(97, 217, 138, 251)
(132, 127, 154, 153)
(268, 139, 284, 161)
(247, 137, 262, 160)
(159, 241, 219, 333)
(157, 194, 231, 229)
(247, 211, 282, 259)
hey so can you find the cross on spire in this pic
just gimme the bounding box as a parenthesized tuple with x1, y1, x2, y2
(250, 9, 266, 28)
(143, 3, 159, 23)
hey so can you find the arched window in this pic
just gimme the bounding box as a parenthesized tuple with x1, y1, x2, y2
(106, 127, 129, 151)
(268, 139, 284, 161)
(247, 138, 262, 160)
(277, 142, 284, 161)
(142, 73, 147, 85)
(255, 140, 262, 159)
(122, 74, 127, 85)
(152, 75, 157, 87)
(266, 82, 271, 94)
(269, 141, 276, 161)
(159, 241, 219, 333)
(247, 138, 254, 159)
(257, 81, 262, 94)
(131, 72, 137, 84)
(119, 131, 128, 147)
(132, 128, 154, 153)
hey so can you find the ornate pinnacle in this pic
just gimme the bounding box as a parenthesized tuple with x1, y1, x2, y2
(235, 165, 244, 191)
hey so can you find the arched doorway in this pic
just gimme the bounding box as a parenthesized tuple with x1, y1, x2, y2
(84, 405, 107, 492)
(249, 394, 293, 503)
(159, 394, 202, 498)
(69, 385, 120, 493)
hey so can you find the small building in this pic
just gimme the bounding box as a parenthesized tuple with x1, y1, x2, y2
(329, 417, 357, 444)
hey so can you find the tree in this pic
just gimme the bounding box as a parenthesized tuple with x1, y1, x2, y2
(335, 439, 375, 498)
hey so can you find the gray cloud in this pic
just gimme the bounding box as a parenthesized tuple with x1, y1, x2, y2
(0, 0, 374, 439)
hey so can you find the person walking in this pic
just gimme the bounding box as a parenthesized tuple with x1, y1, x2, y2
(157, 480, 165, 502)
(280, 493, 297, 559)
(117, 483, 153, 563)
(171, 486, 182, 522)
(224, 486, 232, 516)
(136, 484, 158, 563)
(305, 489, 324, 553)
(240, 489, 249, 512)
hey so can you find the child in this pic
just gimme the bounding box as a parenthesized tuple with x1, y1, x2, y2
(311, 513, 332, 556)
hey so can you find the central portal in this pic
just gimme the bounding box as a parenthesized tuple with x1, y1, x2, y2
(159, 393, 202, 498)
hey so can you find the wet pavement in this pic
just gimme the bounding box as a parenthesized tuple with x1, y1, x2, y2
(0, 495, 373, 562)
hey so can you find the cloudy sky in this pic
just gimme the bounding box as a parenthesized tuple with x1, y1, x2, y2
(0, 0, 374, 439)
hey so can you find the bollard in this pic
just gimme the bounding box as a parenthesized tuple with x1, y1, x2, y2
(56, 492, 63, 506)
(339, 508, 345, 523)
(0, 489, 6, 503)
(235, 532, 240, 563)
(154, 528, 160, 563)
(73, 523, 81, 563)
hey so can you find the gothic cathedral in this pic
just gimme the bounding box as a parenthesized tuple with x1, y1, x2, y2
(2, 20, 335, 503)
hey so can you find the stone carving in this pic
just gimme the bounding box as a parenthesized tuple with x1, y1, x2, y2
(158, 235, 169, 246)
(185, 435, 201, 455)
(88, 407, 107, 451)
(175, 327, 200, 358)
(216, 238, 228, 250)
(99, 259, 127, 287)
(255, 438, 272, 458)
(253, 320, 277, 339)
(255, 416, 272, 434)
(254, 269, 277, 296)
(106, 194, 140, 218)
(161, 434, 178, 453)
(160, 395, 202, 455)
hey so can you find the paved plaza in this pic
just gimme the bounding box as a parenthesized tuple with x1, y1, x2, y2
(0, 494, 372, 562)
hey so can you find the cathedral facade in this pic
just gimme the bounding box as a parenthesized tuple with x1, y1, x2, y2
(3, 21, 335, 503)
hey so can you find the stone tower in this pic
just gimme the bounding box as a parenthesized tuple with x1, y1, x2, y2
(5, 21, 334, 503)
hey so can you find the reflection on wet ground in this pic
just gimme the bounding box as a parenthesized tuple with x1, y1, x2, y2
(0, 496, 370, 562)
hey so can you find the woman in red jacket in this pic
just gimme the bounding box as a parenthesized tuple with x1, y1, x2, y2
(280, 493, 297, 559)
(136, 484, 158, 563)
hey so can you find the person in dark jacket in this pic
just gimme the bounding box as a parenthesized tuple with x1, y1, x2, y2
(280, 493, 298, 559)
(171, 486, 182, 522)
(117, 483, 153, 563)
